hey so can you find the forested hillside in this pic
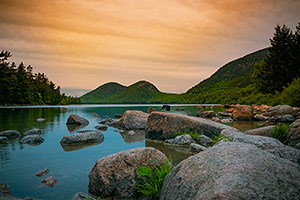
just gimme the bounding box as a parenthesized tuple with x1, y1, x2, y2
(0, 51, 80, 105)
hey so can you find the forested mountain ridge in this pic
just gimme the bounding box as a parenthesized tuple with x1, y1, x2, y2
(0, 51, 80, 105)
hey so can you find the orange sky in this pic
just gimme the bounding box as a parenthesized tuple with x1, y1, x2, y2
(0, 0, 299, 96)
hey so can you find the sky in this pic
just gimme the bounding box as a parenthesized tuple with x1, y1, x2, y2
(0, 0, 299, 96)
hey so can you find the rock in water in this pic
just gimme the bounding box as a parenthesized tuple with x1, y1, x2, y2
(197, 135, 212, 147)
(72, 192, 96, 200)
(146, 112, 238, 141)
(0, 130, 20, 139)
(35, 169, 50, 177)
(160, 142, 300, 200)
(60, 131, 104, 145)
(110, 110, 149, 130)
(196, 110, 215, 118)
(94, 125, 108, 131)
(269, 114, 296, 123)
(164, 134, 194, 145)
(36, 118, 45, 122)
(24, 128, 42, 135)
(189, 143, 206, 153)
(266, 105, 294, 116)
(66, 114, 89, 126)
(88, 147, 168, 199)
(231, 105, 254, 121)
(41, 176, 57, 187)
(20, 135, 44, 145)
(0, 136, 8, 143)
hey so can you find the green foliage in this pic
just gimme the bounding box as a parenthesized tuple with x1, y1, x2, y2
(136, 157, 173, 200)
(211, 134, 230, 145)
(271, 124, 290, 145)
(175, 130, 202, 141)
(279, 78, 300, 107)
(0, 50, 80, 105)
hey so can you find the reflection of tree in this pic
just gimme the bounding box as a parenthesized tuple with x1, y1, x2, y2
(0, 144, 10, 166)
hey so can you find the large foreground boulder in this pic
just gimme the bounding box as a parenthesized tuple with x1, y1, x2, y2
(60, 131, 104, 145)
(110, 110, 149, 130)
(146, 112, 237, 141)
(66, 114, 89, 126)
(88, 147, 167, 200)
(231, 105, 254, 121)
(160, 142, 300, 200)
(221, 129, 300, 164)
(0, 130, 20, 139)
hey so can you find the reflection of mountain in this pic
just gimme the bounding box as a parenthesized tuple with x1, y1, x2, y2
(119, 130, 145, 144)
(145, 140, 192, 165)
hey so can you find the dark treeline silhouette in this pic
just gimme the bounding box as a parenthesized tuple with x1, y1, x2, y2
(0, 51, 80, 105)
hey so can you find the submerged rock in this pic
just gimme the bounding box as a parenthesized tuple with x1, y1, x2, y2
(231, 105, 254, 121)
(146, 112, 237, 141)
(24, 128, 42, 136)
(164, 134, 194, 145)
(20, 135, 44, 145)
(41, 176, 57, 187)
(0, 130, 20, 139)
(110, 110, 149, 130)
(160, 142, 300, 200)
(66, 114, 89, 126)
(88, 147, 168, 200)
(60, 131, 104, 145)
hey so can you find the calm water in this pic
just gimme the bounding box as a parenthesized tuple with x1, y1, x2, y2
(0, 104, 201, 200)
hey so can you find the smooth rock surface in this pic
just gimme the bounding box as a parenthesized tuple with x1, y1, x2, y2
(189, 143, 206, 153)
(110, 110, 149, 130)
(164, 134, 194, 145)
(288, 119, 300, 147)
(146, 112, 238, 141)
(267, 105, 294, 116)
(60, 131, 104, 145)
(66, 114, 89, 126)
(0, 130, 20, 139)
(269, 114, 295, 123)
(197, 135, 212, 147)
(254, 114, 269, 121)
(88, 147, 168, 200)
(221, 129, 300, 165)
(244, 125, 275, 137)
(20, 135, 44, 145)
(24, 128, 42, 135)
(231, 105, 254, 121)
(160, 142, 300, 200)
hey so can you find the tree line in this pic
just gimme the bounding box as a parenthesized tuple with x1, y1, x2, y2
(0, 51, 80, 105)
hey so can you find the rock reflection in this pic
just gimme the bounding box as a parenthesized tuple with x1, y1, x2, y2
(61, 142, 102, 152)
(66, 124, 87, 133)
(231, 121, 268, 132)
(146, 140, 193, 165)
(119, 130, 145, 144)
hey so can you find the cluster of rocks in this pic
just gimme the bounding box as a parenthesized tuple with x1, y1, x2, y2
(0, 128, 44, 145)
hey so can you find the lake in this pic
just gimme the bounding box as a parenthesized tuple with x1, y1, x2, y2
(0, 104, 263, 199)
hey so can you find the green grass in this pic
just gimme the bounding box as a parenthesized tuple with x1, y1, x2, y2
(136, 156, 173, 200)
(271, 124, 290, 145)
(211, 134, 231, 145)
(175, 130, 202, 141)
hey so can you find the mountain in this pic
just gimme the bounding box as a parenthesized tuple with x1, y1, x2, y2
(187, 48, 269, 94)
(80, 80, 179, 103)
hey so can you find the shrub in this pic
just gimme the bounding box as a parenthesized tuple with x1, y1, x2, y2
(136, 156, 173, 200)
(271, 124, 290, 145)
(211, 134, 230, 145)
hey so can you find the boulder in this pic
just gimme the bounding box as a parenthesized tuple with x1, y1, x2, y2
(211, 117, 220, 122)
(147, 107, 156, 113)
(72, 192, 96, 200)
(218, 112, 231, 117)
(35, 169, 49, 177)
(296, 143, 300, 149)
(220, 118, 233, 123)
(254, 114, 269, 121)
(0, 182, 10, 195)
(267, 105, 294, 116)
(20, 135, 44, 145)
(60, 131, 104, 145)
(160, 142, 300, 200)
(110, 110, 149, 130)
(0, 130, 20, 139)
(66, 114, 89, 126)
(269, 114, 295, 123)
(259, 104, 271, 113)
(196, 110, 215, 118)
(41, 176, 57, 187)
(221, 129, 300, 165)
(231, 105, 254, 121)
(288, 119, 300, 147)
(146, 112, 238, 141)
(189, 143, 206, 153)
(88, 147, 168, 199)
(94, 125, 108, 131)
(197, 135, 212, 147)
(24, 128, 42, 135)
(0, 136, 8, 142)
(244, 125, 275, 137)
(164, 134, 194, 145)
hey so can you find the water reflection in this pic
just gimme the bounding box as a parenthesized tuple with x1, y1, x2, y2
(119, 130, 145, 144)
(231, 121, 269, 132)
(66, 124, 87, 133)
(61, 142, 103, 152)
